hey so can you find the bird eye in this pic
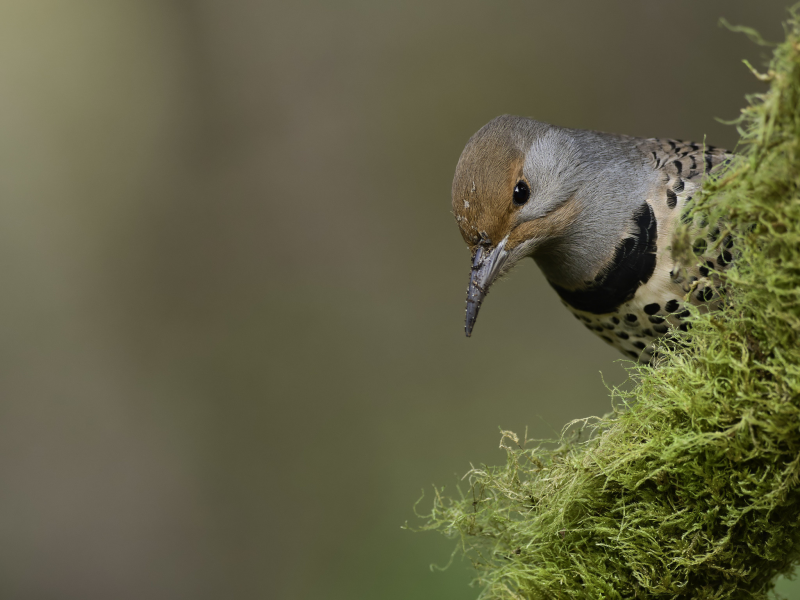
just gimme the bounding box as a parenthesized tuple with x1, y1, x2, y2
(512, 181, 530, 206)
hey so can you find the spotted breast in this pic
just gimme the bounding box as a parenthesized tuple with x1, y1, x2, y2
(557, 138, 734, 361)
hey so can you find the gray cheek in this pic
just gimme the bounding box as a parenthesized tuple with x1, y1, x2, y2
(516, 197, 557, 223)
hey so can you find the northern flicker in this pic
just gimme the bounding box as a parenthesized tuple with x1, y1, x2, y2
(452, 115, 734, 362)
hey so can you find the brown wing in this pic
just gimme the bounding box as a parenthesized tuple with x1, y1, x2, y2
(637, 138, 733, 202)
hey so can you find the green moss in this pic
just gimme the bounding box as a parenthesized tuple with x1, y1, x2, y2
(417, 7, 800, 599)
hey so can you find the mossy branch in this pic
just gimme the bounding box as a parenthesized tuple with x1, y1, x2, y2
(417, 6, 800, 599)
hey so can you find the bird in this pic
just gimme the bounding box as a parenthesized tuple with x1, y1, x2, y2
(451, 115, 734, 362)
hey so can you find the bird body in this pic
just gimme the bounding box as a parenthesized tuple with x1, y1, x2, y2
(452, 116, 733, 361)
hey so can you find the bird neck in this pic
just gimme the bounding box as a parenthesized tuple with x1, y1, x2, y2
(532, 133, 659, 292)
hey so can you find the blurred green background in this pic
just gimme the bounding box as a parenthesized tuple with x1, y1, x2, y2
(1, 1, 797, 598)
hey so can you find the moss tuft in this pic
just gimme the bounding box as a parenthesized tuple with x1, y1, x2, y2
(418, 7, 800, 599)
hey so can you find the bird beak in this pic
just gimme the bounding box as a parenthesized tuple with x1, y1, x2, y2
(465, 237, 509, 337)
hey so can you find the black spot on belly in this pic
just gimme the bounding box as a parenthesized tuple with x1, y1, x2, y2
(625, 314, 638, 323)
(611, 316, 620, 325)
(699, 265, 709, 277)
(549, 203, 657, 314)
(665, 299, 680, 313)
(632, 341, 646, 350)
(626, 351, 638, 359)
(718, 250, 732, 266)
(698, 288, 714, 302)
(644, 303, 660, 315)
(653, 324, 669, 334)
(649, 315, 665, 324)
(616, 331, 629, 340)
(666, 189, 678, 209)
(692, 238, 707, 255)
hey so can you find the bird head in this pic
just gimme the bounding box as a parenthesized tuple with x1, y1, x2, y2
(452, 115, 588, 336)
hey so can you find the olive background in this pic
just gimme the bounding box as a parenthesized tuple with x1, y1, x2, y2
(0, 2, 797, 598)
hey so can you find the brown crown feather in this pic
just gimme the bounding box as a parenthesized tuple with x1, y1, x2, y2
(451, 117, 525, 250)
